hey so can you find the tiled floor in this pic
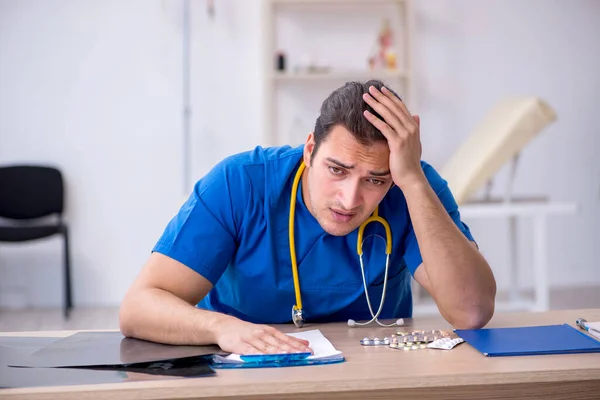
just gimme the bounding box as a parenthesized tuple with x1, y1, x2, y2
(1, 286, 598, 332)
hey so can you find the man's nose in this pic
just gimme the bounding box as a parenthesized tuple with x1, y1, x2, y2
(338, 180, 362, 210)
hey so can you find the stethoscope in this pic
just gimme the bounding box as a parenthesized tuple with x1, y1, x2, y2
(289, 161, 405, 329)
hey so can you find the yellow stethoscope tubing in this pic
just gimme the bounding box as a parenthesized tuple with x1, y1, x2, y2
(289, 161, 306, 313)
(357, 210, 392, 256)
(289, 160, 393, 320)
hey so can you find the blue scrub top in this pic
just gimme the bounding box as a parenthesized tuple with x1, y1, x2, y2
(152, 145, 474, 324)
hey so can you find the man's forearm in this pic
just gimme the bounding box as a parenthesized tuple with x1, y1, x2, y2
(119, 287, 230, 345)
(402, 176, 496, 328)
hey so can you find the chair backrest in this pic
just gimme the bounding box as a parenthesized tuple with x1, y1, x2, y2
(440, 97, 557, 205)
(0, 165, 64, 219)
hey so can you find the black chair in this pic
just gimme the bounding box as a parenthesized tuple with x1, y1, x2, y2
(0, 165, 72, 318)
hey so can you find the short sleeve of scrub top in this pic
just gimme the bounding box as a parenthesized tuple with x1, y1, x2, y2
(402, 161, 476, 276)
(152, 155, 248, 285)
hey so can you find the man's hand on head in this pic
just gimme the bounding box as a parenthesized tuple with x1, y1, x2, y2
(362, 85, 425, 190)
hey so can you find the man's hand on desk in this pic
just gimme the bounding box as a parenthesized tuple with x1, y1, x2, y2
(214, 316, 313, 355)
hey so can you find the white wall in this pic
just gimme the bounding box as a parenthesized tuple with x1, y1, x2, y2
(413, 0, 600, 290)
(188, 0, 265, 178)
(0, 0, 185, 307)
(0, 0, 598, 308)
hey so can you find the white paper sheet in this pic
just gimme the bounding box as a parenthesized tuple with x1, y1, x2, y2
(585, 322, 600, 340)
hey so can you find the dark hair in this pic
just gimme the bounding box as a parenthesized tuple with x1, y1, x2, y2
(311, 79, 401, 163)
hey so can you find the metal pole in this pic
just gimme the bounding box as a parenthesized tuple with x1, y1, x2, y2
(182, 0, 191, 195)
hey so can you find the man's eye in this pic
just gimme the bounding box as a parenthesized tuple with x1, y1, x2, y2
(329, 167, 344, 175)
(369, 179, 384, 186)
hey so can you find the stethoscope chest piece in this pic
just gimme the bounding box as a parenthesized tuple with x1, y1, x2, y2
(292, 306, 305, 328)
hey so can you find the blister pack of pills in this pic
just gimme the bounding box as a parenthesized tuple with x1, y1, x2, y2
(360, 330, 454, 351)
(360, 336, 391, 346)
(426, 337, 464, 350)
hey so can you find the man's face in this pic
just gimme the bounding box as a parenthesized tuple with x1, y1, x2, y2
(302, 125, 393, 236)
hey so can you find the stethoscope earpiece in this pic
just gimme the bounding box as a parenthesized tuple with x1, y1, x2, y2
(347, 317, 405, 328)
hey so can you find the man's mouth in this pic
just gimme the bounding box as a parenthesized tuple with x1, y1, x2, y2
(330, 208, 356, 223)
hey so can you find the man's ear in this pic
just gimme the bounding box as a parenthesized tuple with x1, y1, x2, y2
(303, 133, 315, 166)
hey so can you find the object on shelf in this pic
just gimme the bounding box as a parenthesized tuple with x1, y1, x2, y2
(276, 51, 286, 71)
(303, 65, 331, 74)
(293, 54, 331, 74)
(207, 0, 214, 17)
(368, 18, 397, 71)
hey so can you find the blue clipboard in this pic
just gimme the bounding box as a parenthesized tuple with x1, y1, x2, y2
(208, 352, 345, 369)
(239, 352, 312, 363)
(455, 323, 600, 357)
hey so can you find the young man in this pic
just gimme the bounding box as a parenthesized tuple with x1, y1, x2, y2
(119, 80, 496, 356)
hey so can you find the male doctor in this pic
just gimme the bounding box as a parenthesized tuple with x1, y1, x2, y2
(120, 80, 496, 355)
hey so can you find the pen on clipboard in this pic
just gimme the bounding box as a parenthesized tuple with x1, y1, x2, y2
(576, 318, 600, 341)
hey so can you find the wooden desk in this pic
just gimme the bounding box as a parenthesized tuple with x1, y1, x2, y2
(1, 309, 600, 400)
